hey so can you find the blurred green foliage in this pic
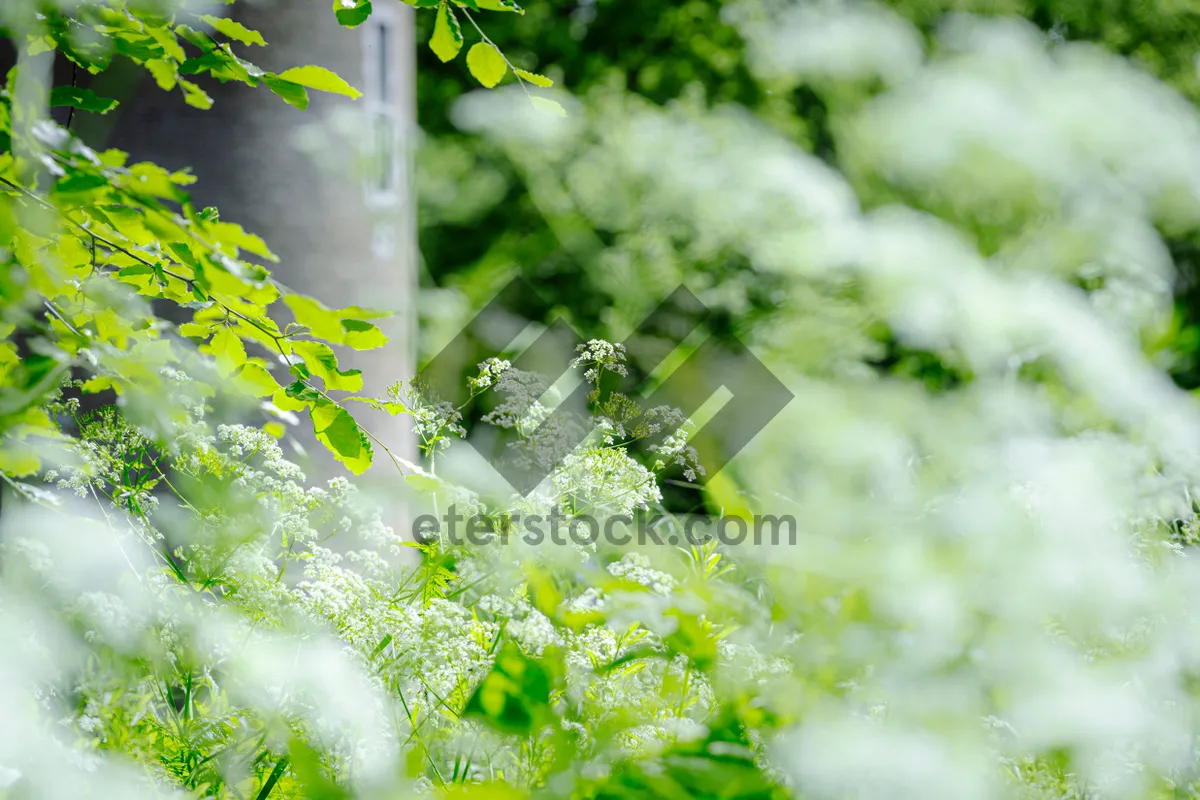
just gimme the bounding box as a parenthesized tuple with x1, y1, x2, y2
(415, 0, 1200, 386)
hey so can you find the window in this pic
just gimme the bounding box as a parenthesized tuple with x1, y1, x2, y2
(362, 10, 401, 208)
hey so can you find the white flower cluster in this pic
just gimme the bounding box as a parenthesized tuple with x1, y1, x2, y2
(392, 378, 467, 455)
(552, 447, 663, 516)
(607, 553, 678, 596)
(649, 425, 705, 483)
(571, 339, 629, 384)
(481, 367, 549, 431)
(468, 357, 512, 393)
(217, 424, 306, 483)
(477, 592, 562, 656)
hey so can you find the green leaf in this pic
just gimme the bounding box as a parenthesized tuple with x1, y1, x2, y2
(341, 319, 388, 350)
(284, 295, 345, 341)
(274, 66, 362, 99)
(180, 79, 213, 109)
(178, 321, 213, 338)
(209, 327, 246, 378)
(312, 400, 373, 474)
(54, 172, 108, 195)
(49, 86, 119, 114)
(80, 376, 118, 394)
(514, 68, 552, 87)
(345, 396, 406, 415)
(287, 737, 352, 800)
(464, 642, 564, 737)
(273, 387, 311, 412)
(334, 0, 373, 28)
(530, 96, 567, 117)
(466, 42, 507, 88)
(199, 15, 267, 46)
(430, 2, 463, 63)
(252, 757, 289, 800)
(474, 0, 523, 11)
(263, 75, 308, 109)
(283, 295, 389, 349)
(0, 442, 41, 477)
(145, 59, 179, 90)
(291, 341, 363, 392)
(117, 264, 155, 278)
(662, 608, 719, 671)
(234, 362, 279, 397)
(207, 220, 278, 261)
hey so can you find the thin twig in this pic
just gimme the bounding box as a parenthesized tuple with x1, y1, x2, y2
(65, 63, 78, 131)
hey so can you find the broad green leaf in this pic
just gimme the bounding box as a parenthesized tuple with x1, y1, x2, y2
(530, 96, 566, 117)
(26, 35, 55, 57)
(284, 294, 351, 341)
(146, 26, 187, 61)
(291, 341, 363, 392)
(312, 400, 373, 474)
(0, 354, 68, 418)
(283, 295, 389, 349)
(467, 42, 507, 88)
(334, 0, 373, 28)
(263, 75, 308, 109)
(80, 376, 119, 394)
(180, 79, 213, 109)
(234, 362, 279, 397)
(288, 737, 353, 800)
(272, 388, 310, 413)
(275, 66, 362, 99)
(474, 0, 523, 11)
(405, 472, 445, 496)
(341, 319, 388, 350)
(175, 24, 217, 50)
(662, 607, 719, 670)
(209, 327, 246, 377)
(199, 15, 267, 46)
(0, 443, 41, 477)
(430, 2, 463, 63)
(514, 68, 552, 87)
(464, 642, 564, 737)
(145, 59, 178, 90)
(345, 396, 406, 415)
(49, 86, 119, 114)
(178, 322, 213, 338)
(54, 172, 108, 196)
(202, 219, 277, 261)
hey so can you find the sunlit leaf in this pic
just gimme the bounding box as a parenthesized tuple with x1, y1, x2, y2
(467, 42, 507, 88)
(263, 75, 308, 109)
(208, 327, 246, 378)
(198, 15, 267, 46)
(49, 86, 119, 113)
(312, 400, 373, 474)
(291, 341, 363, 392)
(234, 362, 279, 397)
(514, 68, 552, 87)
(334, 0, 373, 27)
(530, 96, 566, 117)
(275, 65, 362, 99)
(430, 2, 463, 63)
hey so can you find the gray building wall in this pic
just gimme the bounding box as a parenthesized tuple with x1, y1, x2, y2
(96, 1, 420, 487)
